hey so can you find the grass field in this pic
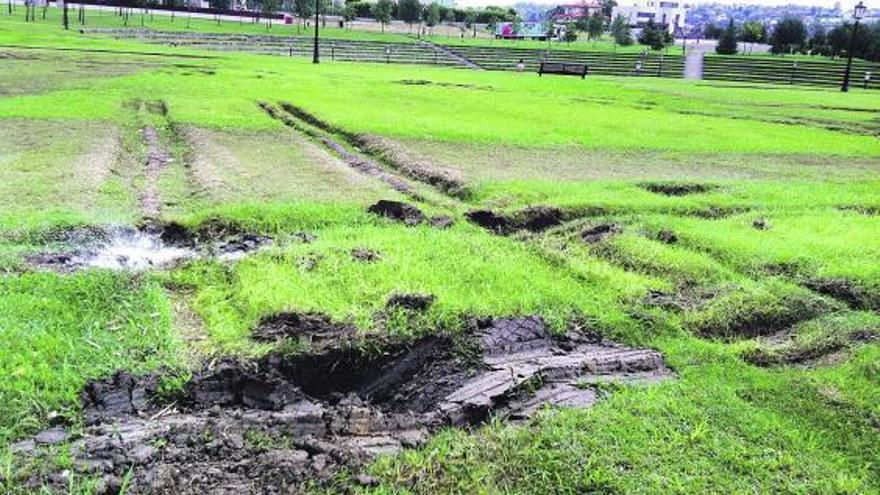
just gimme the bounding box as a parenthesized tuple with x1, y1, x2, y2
(1, 12, 879, 495)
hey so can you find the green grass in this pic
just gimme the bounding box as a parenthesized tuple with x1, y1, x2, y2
(1, 14, 879, 494)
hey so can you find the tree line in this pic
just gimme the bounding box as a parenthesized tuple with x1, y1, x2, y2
(706, 17, 880, 61)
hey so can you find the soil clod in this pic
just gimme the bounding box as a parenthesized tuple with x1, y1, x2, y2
(582, 222, 622, 243)
(367, 200, 426, 225)
(655, 230, 678, 244)
(429, 215, 455, 229)
(752, 217, 771, 230)
(19, 317, 671, 494)
(386, 293, 435, 311)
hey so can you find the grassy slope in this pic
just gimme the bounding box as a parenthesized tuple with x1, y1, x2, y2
(1, 15, 879, 494)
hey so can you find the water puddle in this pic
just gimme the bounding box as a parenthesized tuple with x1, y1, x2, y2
(27, 226, 271, 272)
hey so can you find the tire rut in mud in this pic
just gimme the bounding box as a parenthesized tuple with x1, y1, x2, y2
(15, 317, 672, 494)
(258, 102, 422, 200)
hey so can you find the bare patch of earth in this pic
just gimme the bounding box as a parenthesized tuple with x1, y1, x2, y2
(14, 317, 672, 494)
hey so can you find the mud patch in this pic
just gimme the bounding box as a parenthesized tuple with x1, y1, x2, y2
(467, 206, 565, 235)
(641, 182, 717, 196)
(367, 200, 426, 225)
(752, 217, 771, 230)
(17, 317, 671, 494)
(140, 126, 170, 219)
(253, 312, 357, 345)
(582, 222, 622, 243)
(26, 224, 270, 272)
(259, 102, 420, 199)
(353, 134, 471, 198)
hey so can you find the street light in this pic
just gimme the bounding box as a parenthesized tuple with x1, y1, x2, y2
(841, 1, 867, 92)
(312, 0, 320, 63)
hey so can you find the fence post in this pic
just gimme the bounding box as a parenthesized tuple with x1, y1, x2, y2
(790, 61, 797, 84)
(865, 71, 872, 90)
(657, 53, 663, 77)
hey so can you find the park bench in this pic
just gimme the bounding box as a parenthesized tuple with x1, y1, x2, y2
(538, 62, 588, 79)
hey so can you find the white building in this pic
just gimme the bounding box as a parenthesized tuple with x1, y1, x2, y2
(612, 1, 687, 33)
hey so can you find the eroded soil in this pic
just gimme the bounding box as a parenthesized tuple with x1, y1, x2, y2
(15, 317, 671, 494)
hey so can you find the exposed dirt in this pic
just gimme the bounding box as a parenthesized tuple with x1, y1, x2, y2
(386, 293, 435, 311)
(837, 204, 879, 216)
(367, 200, 426, 225)
(466, 210, 510, 234)
(685, 205, 749, 219)
(694, 293, 834, 340)
(752, 217, 771, 230)
(253, 312, 357, 345)
(643, 286, 723, 312)
(15, 317, 671, 494)
(140, 126, 170, 219)
(582, 222, 622, 243)
(429, 215, 455, 229)
(259, 102, 420, 199)
(640, 182, 717, 196)
(804, 278, 873, 310)
(655, 230, 678, 244)
(353, 134, 471, 198)
(467, 206, 565, 235)
(351, 247, 382, 263)
(743, 328, 879, 367)
(25, 223, 270, 272)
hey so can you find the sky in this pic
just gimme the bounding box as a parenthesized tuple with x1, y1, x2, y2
(452, 0, 856, 9)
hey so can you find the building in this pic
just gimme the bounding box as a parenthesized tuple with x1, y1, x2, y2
(550, 2, 602, 23)
(612, 0, 688, 33)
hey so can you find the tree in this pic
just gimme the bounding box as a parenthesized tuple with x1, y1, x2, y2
(563, 22, 578, 42)
(716, 19, 738, 54)
(703, 22, 723, 40)
(740, 21, 764, 44)
(464, 9, 478, 37)
(424, 2, 440, 32)
(610, 14, 632, 46)
(398, 0, 420, 32)
(372, 0, 393, 33)
(586, 11, 604, 40)
(638, 18, 665, 50)
(342, 1, 357, 25)
(262, 0, 279, 28)
(599, 0, 616, 19)
(770, 17, 806, 54)
(293, 0, 313, 28)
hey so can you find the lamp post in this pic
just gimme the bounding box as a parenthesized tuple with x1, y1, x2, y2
(312, 0, 320, 63)
(841, 1, 867, 92)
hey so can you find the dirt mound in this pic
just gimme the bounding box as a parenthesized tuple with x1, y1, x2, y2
(641, 182, 717, 196)
(582, 223, 622, 243)
(429, 215, 455, 229)
(467, 206, 565, 235)
(16, 317, 671, 494)
(367, 200, 426, 225)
